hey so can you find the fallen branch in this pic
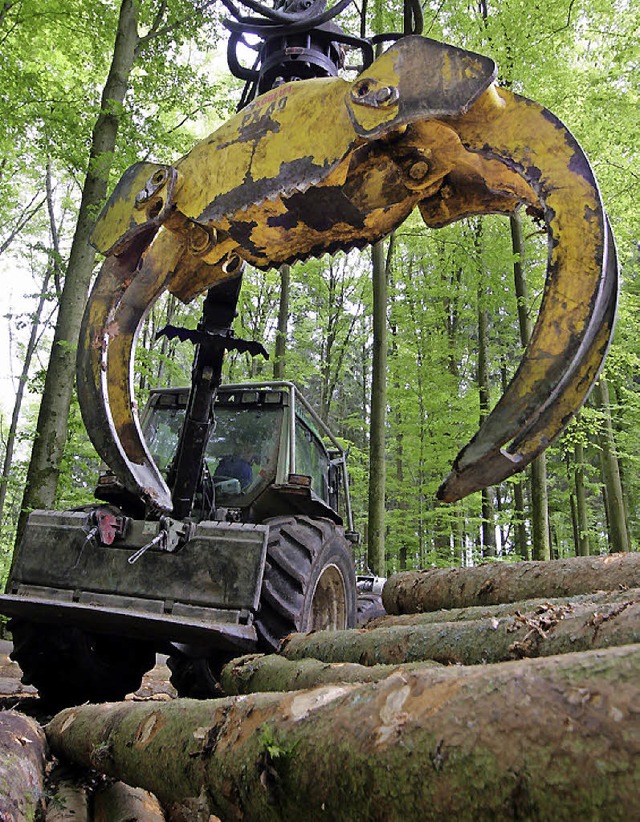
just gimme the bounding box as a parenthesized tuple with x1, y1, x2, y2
(46, 645, 640, 820)
(383, 552, 640, 614)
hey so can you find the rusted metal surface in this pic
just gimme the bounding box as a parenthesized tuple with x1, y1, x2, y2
(80, 35, 616, 509)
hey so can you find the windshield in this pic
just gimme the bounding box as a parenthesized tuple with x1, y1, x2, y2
(144, 401, 283, 501)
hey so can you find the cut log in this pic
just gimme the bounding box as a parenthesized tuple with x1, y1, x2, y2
(281, 597, 640, 666)
(219, 653, 437, 695)
(383, 552, 640, 614)
(0, 710, 48, 822)
(46, 645, 640, 820)
(368, 585, 640, 629)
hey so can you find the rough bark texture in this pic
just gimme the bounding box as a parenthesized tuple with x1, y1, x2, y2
(0, 710, 48, 821)
(220, 653, 437, 695)
(280, 597, 640, 666)
(46, 646, 640, 821)
(383, 552, 640, 614)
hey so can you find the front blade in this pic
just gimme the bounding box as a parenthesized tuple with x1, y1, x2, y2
(436, 86, 617, 501)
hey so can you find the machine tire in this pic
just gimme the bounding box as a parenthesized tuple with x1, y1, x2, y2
(8, 620, 156, 711)
(168, 516, 356, 697)
(256, 515, 357, 651)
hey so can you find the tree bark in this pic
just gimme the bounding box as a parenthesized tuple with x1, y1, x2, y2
(383, 551, 640, 614)
(280, 597, 640, 666)
(220, 652, 435, 695)
(16, 0, 141, 548)
(0, 710, 47, 821)
(46, 645, 640, 820)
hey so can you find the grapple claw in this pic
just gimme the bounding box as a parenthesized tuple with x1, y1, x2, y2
(78, 35, 616, 510)
(435, 87, 617, 501)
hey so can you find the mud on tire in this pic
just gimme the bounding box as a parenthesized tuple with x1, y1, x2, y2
(9, 620, 156, 711)
(256, 515, 357, 651)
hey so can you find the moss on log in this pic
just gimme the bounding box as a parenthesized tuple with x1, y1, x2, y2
(281, 597, 640, 666)
(0, 710, 47, 821)
(220, 653, 437, 695)
(46, 646, 640, 821)
(382, 552, 640, 614)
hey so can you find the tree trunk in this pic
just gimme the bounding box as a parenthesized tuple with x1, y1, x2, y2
(510, 212, 550, 561)
(46, 645, 640, 820)
(0, 710, 47, 821)
(477, 272, 496, 557)
(16, 0, 141, 548)
(383, 551, 640, 614)
(592, 377, 630, 552)
(367, 239, 387, 575)
(280, 597, 640, 666)
(574, 439, 590, 556)
(273, 263, 290, 380)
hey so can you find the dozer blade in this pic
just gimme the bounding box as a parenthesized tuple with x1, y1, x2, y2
(79, 36, 616, 509)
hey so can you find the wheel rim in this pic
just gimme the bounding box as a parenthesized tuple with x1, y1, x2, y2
(308, 563, 348, 631)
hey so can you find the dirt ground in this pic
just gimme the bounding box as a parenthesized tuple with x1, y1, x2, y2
(0, 639, 176, 721)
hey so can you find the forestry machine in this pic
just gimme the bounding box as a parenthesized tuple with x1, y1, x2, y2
(1, 0, 617, 708)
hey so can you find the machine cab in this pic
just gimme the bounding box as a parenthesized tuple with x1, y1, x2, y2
(140, 381, 356, 532)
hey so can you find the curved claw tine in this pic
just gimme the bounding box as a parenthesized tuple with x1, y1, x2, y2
(436, 86, 616, 502)
(79, 225, 242, 512)
(77, 230, 182, 512)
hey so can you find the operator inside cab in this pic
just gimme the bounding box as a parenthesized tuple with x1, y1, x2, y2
(214, 434, 255, 490)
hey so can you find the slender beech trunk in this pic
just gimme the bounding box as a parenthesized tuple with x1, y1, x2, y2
(477, 267, 496, 557)
(574, 439, 590, 555)
(383, 550, 640, 613)
(46, 645, 640, 820)
(592, 377, 630, 552)
(367, 239, 387, 574)
(273, 263, 290, 380)
(510, 212, 550, 560)
(16, 0, 141, 548)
